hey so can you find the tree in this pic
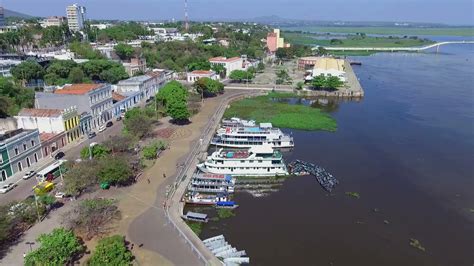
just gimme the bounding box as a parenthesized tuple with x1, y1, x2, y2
(63, 198, 120, 240)
(0, 77, 34, 116)
(211, 64, 226, 78)
(187, 60, 211, 71)
(38, 194, 56, 207)
(123, 108, 153, 139)
(0, 96, 12, 118)
(10, 60, 45, 85)
(229, 70, 252, 83)
(80, 144, 111, 159)
(275, 48, 288, 60)
(326, 76, 344, 89)
(311, 74, 327, 88)
(98, 156, 132, 185)
(296, 81, 304, 90)
(142, 140, 168, 160)
(68, 67, 85, 83)
(103, 135, 133, 153)
(257, 62, 265, 72)
(24, 228, 84, 265)
(99, 66, 129, 84)
(276, 69, 292, 85)
(114, 43, 135, 60)
(167, 97, 191, 123)
(88, 235, 133, 266)
(194, 77, 224, 97)
(156, 80, 188, 108)
(63, 160, 101, 196)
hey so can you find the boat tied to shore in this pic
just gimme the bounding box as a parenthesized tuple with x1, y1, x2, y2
(288, 160, 339, 192)
(188, 173, 236, 193)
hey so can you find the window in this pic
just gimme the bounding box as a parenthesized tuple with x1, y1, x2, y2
(26, 157, 31, 167)
(17, 162, 22, 172)
(1, 170, 7, 181)
(34, 153, 38, 163)
(31, 140, 35, 147)
(23, 143, 27, 151)
(44, 147, 49, 156)
(14, 147, 19, 155)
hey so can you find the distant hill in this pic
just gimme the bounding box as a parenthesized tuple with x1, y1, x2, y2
(4, 8, 33, 19)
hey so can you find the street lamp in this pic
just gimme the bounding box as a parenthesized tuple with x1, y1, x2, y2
(25, 241, 35, 252)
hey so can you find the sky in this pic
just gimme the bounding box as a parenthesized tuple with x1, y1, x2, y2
(2, 0, 474, 25)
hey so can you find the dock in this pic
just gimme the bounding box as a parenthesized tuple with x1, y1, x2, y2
(203, 235, 249, 265)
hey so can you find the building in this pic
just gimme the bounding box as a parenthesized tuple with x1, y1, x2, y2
(39, 132, 67, 158)
(66, 3, 86, 32)
(41, 16, 66, 28)
(116, 71, 167, 101)
(1, 129, 43, 182)
(0, 6, 5, 27)
(0, 59, 22, 77)
(305, 58, 346, 82)
(209, 57, 244, 77)
(187, 70, 218, 83)
(15, 107, 81, 144)
(298, 56, 320, 70)
(110, 91, 141, 118)
(266, 29, 291, 53)
(35, 83, 113, 129)
(123, 58, 147, 77)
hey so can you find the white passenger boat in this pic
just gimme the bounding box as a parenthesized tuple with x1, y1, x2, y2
(185, 192, 228, 205)
(221, 117, 256, 127)
(197, 144, 289, 176)
(188, 173, 235, 193)
(211, 122, 294, 149)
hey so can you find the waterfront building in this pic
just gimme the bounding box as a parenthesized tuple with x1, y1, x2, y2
(212, 122, 294, 149)
(197, 144, 288, 176)
(187, 70, 219, 83)
(266, 29, 291, 53)
(305, 57, 346, 82)
(66, 3, 86, 32)
(298, 56, 320, 70)
(0, 129, 43, 182)
(15, 107, 81, 144)
(35, 83, 113, 129)
(41, 16, 66, 28)
(209, 57, 244, 77)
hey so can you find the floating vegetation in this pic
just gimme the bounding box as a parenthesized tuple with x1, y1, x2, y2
(345, 192, 360, 199)
(355, 221, 365, 224)
(468, 208, 474, 213)
(409, 238, 426, 252)
(383, 220, 390, 225)
(186, 221, 203, 236)
(217, 209, 236, 219)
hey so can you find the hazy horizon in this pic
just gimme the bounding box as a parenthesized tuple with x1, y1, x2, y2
(2, 0, 473, 26)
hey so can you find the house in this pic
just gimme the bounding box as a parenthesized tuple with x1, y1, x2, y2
(208, 57, 244, 77)
(123, 58, 147, 76)
(116, 71, 166, 101)
(187, 70, 218, 83)
(39, 132, 67, 158)
(15, 107, 81, 144)
(110, 91, 141, 118)
(35, 83, 113, 129)
(1, 129, 43, 182)
(305, 58, 346, 82)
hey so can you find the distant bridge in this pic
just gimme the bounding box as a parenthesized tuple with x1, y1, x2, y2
(313, 41, 474, 53)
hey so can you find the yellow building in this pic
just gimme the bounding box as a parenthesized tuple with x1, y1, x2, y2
(63, 107, 81, 143)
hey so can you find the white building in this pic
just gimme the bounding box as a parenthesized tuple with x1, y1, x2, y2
(116, 71, 167, 101)
(209, 57, 244, 77)
(41, 16, 66, 28)
(66, 4, 86, 32)
(0, 59, 22, 77)
(187, 70, 219, 83)
(305, 57, 346, 82)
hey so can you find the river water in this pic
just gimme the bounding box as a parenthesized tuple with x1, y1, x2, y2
(199, 42, 474, 265)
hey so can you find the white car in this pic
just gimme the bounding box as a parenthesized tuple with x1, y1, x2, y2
(0, 183, 16, 194)
(98, 125, 106, 132)
(55, 192, 67, 198)
(22, 170, 36, 180)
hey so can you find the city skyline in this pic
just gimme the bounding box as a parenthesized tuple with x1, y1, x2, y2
(2, 0, 473, 25)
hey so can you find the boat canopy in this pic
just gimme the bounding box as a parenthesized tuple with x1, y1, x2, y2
(259, 122, 273, 128)
(186, 211, 208, 220)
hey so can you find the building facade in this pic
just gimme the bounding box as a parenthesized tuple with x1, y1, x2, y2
(40, 132, 67, 158)
(266, 29, 291, 53)
(0, 7, 5, 27)
(209, 57, 244, 77)
(187, 70, 219, 83)
(1, 129, 43, 182)
(35, 84, 113, 129)
(66, 4, 86, 32)
(116, 71, 166, 101)
(41, 16, 66, 28)
(123, 58, 147, 76)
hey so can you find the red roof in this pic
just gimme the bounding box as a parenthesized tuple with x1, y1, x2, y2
(209, 56, 241, 63)
(18, 108, 62, 118)
(112, 92, 126, 101)
(40, 132, 60, 142)
(55, 84, 103, 95)
(190, 70, 214, 75)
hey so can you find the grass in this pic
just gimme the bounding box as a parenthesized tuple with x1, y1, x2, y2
(217, 209, 235, 219)
(186, 221, 203, 236)
(283, 31, 435, 48)
(409, 238, 426, 252)
(345, 192, 360, 199)
(224, 92, 337, 131)
(282, 26, 474, 37)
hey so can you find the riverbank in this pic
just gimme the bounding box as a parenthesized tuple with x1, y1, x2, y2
(223, 92, 337, 131)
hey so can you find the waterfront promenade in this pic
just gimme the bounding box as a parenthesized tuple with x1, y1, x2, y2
(121, 90, 259, 265)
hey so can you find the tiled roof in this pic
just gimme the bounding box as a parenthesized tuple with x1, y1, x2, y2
(55, 84, 103, 95)
(39, 132, 58, 142)
(190, 70, 214, 75)
(18, 108, 62, 117)
(209, 56, 241, 63)
(112, 92, 126, 101)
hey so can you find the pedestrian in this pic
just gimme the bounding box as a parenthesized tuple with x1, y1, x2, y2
(163, 173, 166, 178)
(147, 179, 150, 184)
(131, 243, 134, 250)
(139, 243, 144, 248)
(23, 252, 26, 259)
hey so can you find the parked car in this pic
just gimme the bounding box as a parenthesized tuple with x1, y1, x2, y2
(55, 192, 68, 198)
(116, 116, 122, 121)
(98, 125, 106, 132)
(22, 170, 36, 180)
(0, 183, 16, 193)
(106, 121, 113, 127)
(54, 151, 65, 160)
(88, 132, 96, 139)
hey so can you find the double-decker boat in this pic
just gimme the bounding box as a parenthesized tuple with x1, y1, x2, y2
(197, 144, 289, 176)
(211, 122, 294, 149)
(221, 117, 256, 127)
(188, 173, 235, 193)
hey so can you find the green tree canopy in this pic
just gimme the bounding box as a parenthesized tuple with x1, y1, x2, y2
(311, 75, 344, 90)
(114, 43, 135, 60)
(98, 156, 132, 185)
(10, 60, 45, 84)
(187, 60, 211, 71)
(80, 144, 111, 159)
(81, 60, 128, 83)
(68, 67, 85, 83)
(69, 41, 104, 59)
(123, 108, 153, 139)
(88, 235, 133, 266)
(24, 228, 84, 265)
(229, 70, 253, 82)
(193, 77, 224, 97)
(0, 77, 34, 116)
(167, 97, 191, 123)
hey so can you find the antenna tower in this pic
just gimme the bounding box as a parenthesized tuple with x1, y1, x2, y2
(184, 0, 189, 32)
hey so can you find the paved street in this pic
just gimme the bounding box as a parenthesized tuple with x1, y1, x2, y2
(0, 121, 123, 205)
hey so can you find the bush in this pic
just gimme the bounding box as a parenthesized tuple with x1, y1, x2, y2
(98, 156, 133, 185)
(88, 235, 133, 266)
(142, 140, 168, 160)
(80, 144, 111, 159)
